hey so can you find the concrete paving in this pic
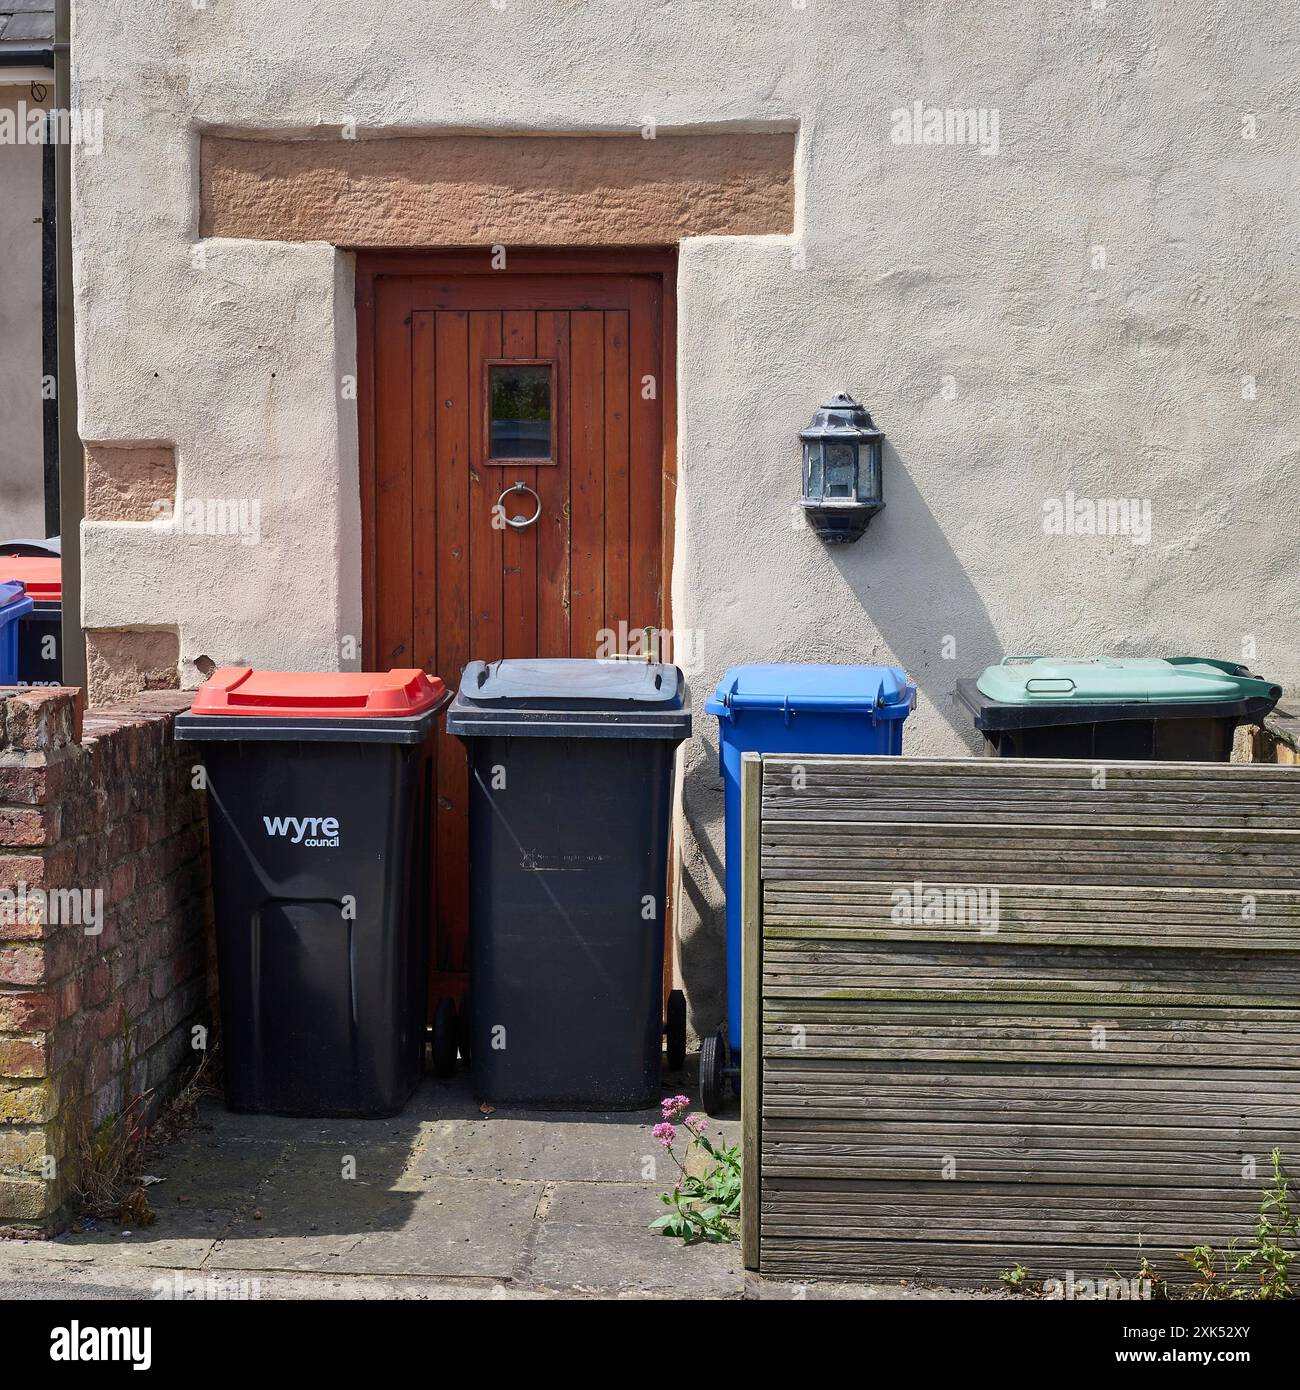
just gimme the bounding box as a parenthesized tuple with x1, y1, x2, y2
(0, 1072, 990, 1301)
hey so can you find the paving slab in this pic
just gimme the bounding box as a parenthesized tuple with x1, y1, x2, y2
(214, 1080, 481, 1146)
(155, 1269, 552, 1300)
(5, 1232, 219, 1269)
(543, 1176, 678, 1229)
(0, 1260, 546, 1300)
(207, 1175, 542, 1280)
(529, 1196, 743, 1298)
(416, 1114, 672, 1184)
(253, 1139, 425, 1203)
(206, 1139, 435, 1257)
(0, 1072, 780, 1299)
(143, 1136, 286, 1216)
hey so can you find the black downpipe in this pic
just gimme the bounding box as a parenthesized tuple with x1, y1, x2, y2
(42, 126, 59, 536)
(53, 0, 84, 685)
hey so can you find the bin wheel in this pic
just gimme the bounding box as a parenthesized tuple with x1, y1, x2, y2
(699, 1028, 726, 1115)
(664, 990, 687, 1072)
(457, 991, 473, 1067)
(431, 997, 458, 1079)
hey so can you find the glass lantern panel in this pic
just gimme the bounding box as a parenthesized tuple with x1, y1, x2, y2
(823, 443, 856, 498)
(856, 441, 882, 503)
(804, 442, 823, 498)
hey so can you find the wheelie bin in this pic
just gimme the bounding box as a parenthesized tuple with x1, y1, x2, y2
(703, 664, 917, 1112)
(446, 658, 691, 1109)
(175, 667, 450, 1117)
(0, 539, 60, 556)
(956, 657, 1282, 760)
(0, 581, 34, 686)
(0, 555, 62, 684)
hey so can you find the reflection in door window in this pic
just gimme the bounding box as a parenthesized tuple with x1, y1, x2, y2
(489, 363, 553, 459)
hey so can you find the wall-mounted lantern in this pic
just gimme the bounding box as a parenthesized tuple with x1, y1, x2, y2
(799, 392, 884, 544)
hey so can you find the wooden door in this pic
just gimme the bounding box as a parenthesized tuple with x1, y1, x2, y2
(357, 251, 676, 1007)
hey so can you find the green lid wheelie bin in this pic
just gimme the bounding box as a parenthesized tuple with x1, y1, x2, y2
(956, 656, 1282, 760)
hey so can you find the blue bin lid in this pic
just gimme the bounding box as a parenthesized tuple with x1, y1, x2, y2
(0, 579, 30, 613)
(704, 663, 916, 720)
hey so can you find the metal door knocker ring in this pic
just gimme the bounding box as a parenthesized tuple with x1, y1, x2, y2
(498, 481, 541, 530)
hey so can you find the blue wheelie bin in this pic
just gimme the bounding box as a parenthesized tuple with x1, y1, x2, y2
(0, 581, 35, 686)
(0, 557, 62, 684)
(702, 663, 916, 1112)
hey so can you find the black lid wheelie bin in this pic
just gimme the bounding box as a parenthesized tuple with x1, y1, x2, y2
(176, 667, 450, 1117)
(446, 658, 691, 1110)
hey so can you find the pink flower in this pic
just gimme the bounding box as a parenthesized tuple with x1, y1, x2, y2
(684, 1113, 708, 1135)
(652, 1122, 677, 1149)
(660, 1094, 690, 1122)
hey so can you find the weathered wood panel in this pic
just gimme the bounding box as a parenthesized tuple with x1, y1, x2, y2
(758, 1239, 1200, 1285)
(761, 1178, 1261, 1242)
(763, 1060, 1300, 1126)
(749, 755, 1300, 1286)
(763, 941, 1300, 1006)
(740, 752, 763, 1267)
(764, 882, 1300, 952)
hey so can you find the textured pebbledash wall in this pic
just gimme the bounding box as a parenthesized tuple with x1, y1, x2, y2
(0, 689, 211, 1234)
(71, 3, 1300, 1034)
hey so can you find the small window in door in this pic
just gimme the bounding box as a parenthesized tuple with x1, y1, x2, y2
(485, 359, 556, 464)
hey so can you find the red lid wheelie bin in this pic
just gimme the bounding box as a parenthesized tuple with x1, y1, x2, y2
(176, 668, 450, 1117)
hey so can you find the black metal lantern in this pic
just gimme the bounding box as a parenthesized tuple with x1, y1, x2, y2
(799, 392, 884, 543)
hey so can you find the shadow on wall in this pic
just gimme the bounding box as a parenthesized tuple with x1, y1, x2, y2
(675, 441, 1005, 1041)
(677, 734, 727, 1038)
(832, 440, 1002, 748)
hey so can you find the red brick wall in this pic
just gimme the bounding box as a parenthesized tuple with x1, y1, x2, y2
(0, 688, 211, 1234)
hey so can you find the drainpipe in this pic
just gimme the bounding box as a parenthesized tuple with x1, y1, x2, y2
(42, 109, 58, 537)
(53, 0, 86, 688)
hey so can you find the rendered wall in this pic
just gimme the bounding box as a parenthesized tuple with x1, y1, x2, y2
(70, 2, 1300, 1032)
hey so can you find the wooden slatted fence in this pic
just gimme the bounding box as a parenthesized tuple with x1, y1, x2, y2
(740, 753, 1300, 1287)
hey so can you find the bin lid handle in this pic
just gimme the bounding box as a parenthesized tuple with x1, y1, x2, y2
(1166, 656, 1282, 702)
(712, 672, 916, 718)
(718, 691, 899, 714)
